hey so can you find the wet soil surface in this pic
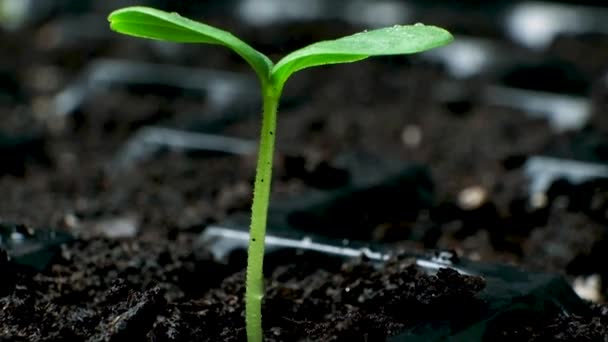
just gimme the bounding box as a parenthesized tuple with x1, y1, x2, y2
(2, 242, 488, 341)
(2, 2, 608, 340)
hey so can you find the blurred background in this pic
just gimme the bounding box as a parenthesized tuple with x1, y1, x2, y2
(1, 0, 608, 301)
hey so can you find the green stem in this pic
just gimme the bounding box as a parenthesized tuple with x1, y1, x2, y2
(245, 82, 281, 342)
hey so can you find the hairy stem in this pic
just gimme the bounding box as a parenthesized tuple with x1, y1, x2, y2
(245, 82, 281, 342)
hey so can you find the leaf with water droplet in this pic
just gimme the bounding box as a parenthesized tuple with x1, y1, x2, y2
(273, 24, 453, 84)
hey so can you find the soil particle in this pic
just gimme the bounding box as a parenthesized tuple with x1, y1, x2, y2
(485, 303, 608, 341)
(91, 285, 165, 342)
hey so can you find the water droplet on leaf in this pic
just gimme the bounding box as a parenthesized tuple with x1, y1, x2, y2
(414, 22, 424, 27)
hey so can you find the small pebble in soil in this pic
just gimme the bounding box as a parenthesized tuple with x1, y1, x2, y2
(529, 192, 548, 209)
(61, 213, 80, 230)
(401, 124, 422, 147)
(458, 185, 487, 210)
(573, 274, 603, 303)
(90, 216, 139, 239)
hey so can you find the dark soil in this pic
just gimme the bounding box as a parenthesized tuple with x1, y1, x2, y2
(2, 1, 608, 341)
(153, 256, 488, 342)
(484, 303, 608, 342)
(0, 248, 487, 341)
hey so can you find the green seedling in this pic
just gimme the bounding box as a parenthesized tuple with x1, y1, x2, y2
(108, 7, 452, 341)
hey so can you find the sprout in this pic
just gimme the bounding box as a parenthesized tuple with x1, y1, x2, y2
(108, 7, 453, 341)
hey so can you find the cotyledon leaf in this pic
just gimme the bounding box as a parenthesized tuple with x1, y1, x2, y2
(108, 8, 452, 90)
(108, 6, 272, 81)
(271, 24, 453, 85)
